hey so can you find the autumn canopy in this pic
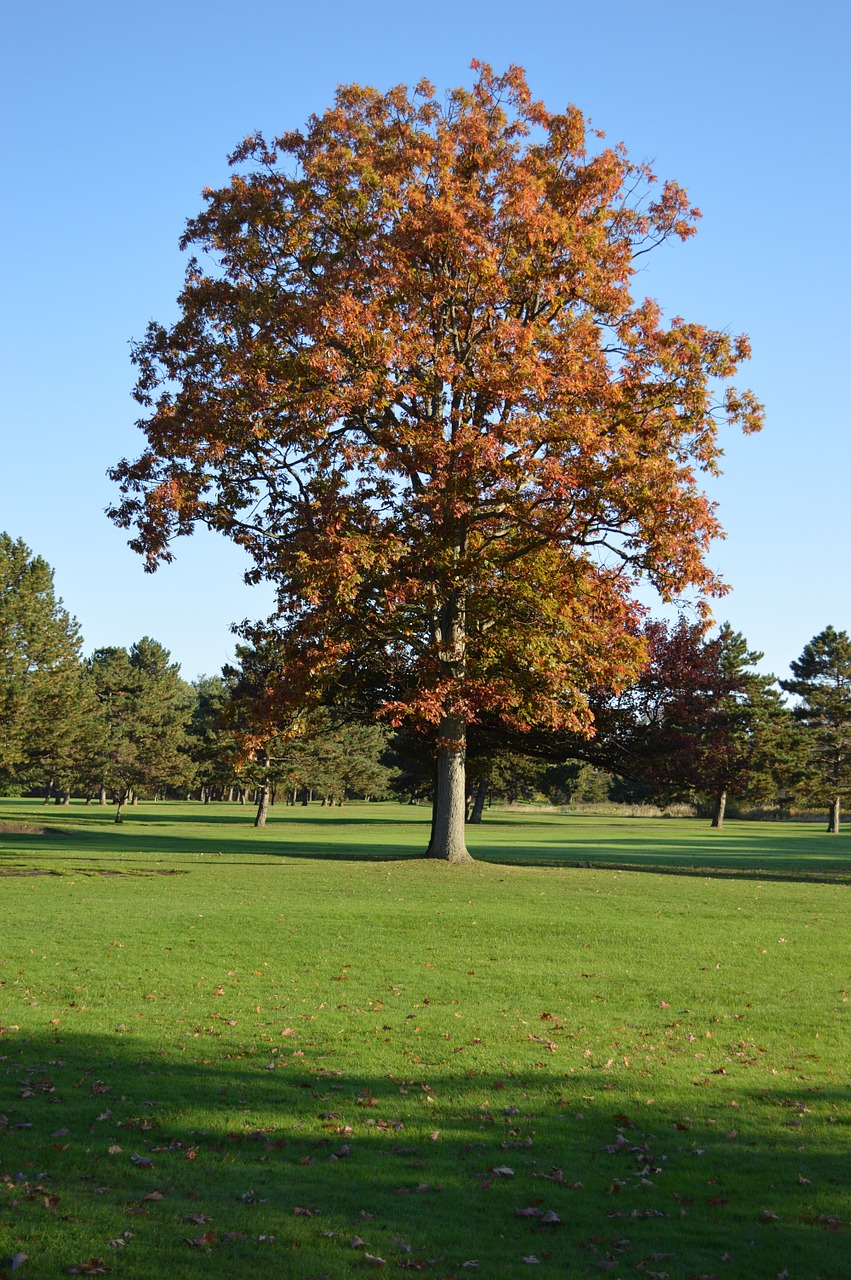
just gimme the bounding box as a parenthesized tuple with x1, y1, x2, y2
(109, 64, 762, 860)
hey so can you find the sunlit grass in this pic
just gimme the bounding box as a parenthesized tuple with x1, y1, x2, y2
(0, 799, 848, 1277)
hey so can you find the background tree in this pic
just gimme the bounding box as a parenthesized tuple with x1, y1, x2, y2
(0, 533, 90, 798)
(188, 674, 242, 801)
(89, 639, 195, 820)
(781, 626, 851, 833)
(109, 64, 762, 861)
(584, 620, 789, 825)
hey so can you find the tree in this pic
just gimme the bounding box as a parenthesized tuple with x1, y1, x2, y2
(579, 619, 789, 825)
(781, 627, 851, 833)
(188, 674, 240, 801)
(700, 627, 790, 828)
(88, 639, 195, 820)
(109, 64, 762, 861)
(0, 533, 90, 797)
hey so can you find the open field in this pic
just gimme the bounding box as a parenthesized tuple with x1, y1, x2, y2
(0, 800, 849, 1278)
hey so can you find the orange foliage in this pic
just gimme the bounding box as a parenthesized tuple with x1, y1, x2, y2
(110, 63, 762, 744)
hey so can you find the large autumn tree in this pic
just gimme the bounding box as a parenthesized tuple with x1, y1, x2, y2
(109, 64, 762, 861)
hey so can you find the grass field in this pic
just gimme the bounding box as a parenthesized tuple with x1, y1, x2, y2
(0, 799, 848, 1279)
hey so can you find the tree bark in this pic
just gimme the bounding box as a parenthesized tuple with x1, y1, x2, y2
(255, 782, 270, 828)
(710, 789, 727, 829)
(115, 788, 127, 824)
(429, 714, 472, 861)
(467, 775, 488, 825)
(99, 785, 107, 805)
(827, 794, 841, 833)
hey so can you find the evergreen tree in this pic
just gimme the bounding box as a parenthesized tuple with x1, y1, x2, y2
(0, 533, 89, 796)
(88, 639, 194, 820)
(188, 674, 240, 801)
(698, 626, 790, 828)
(781, 627, 851, 833)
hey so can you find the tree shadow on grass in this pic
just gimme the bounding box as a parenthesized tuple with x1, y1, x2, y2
(2, 1029, 848, 1279)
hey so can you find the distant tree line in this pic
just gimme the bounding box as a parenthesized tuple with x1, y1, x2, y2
(3, 532, 851, 832)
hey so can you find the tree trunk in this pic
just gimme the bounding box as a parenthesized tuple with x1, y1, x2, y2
(429, 714, 472, 862)
(255, 782, 270, 828)
(827, 794, 841, 833)
(710, 789, 727, 829)
(99, 784, 107, 805)
(43, 778, 53, 805)
(467, 775, 488, 825)
(115, 789, 127, 824)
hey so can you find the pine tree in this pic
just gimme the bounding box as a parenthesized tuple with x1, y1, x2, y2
(0, 533, 88, 796)
(781, 627, 851, 833)
(88, 639, 194, 820)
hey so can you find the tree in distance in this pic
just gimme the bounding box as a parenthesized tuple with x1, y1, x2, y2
(109, 64, 763, 860)
(0, 532, 92, 800)
(781, 626, 851, 833)
(88, 639, 195, 821)
(586, 620, 790, 827)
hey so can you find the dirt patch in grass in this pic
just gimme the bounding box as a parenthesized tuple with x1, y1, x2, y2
(79, 868, 189, 877)
(0, 821, 60, 835)
(0, 868, 63, 876)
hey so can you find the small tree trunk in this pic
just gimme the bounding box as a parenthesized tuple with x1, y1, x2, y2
(115, 789, 127, 824)
(827, 794, 841, 833)
(468, 775, 488, 825)
(43, 778, 53, 805)
(429, 715, 472, 862)
(99, 784, 107, 805)
(710, 789, 727, 829)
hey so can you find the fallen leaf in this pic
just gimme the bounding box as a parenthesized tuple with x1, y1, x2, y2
(11, 1255, 27, 1272)
(364, 1255, 385, 1266)
(185, 1229, 216, 1249)
(130, 1153, 154, 1169)
(67, 1262, 111, 1276)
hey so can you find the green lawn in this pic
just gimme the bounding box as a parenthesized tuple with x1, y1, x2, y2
(0, 799, 848, 1278)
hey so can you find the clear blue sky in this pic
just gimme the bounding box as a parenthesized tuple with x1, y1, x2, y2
(2, 0, 848, 682)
